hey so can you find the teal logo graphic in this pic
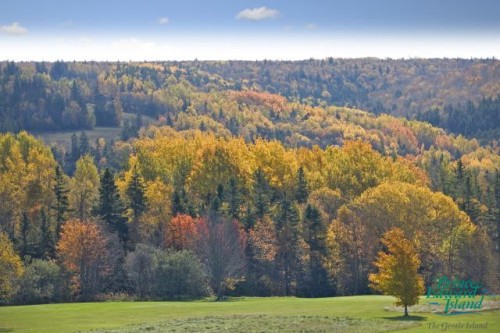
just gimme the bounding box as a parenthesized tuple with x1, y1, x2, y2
(426, 276, 486, 314)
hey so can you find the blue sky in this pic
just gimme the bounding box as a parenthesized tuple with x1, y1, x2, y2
(1, 0, 499, 60)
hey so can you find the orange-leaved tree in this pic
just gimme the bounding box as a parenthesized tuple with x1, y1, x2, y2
(369, 227, 424, 316)
(57, 219, 109, 301)
(164, 214, 198, 250)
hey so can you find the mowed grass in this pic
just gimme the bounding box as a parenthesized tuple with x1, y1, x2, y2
(0, 296, 498, 333)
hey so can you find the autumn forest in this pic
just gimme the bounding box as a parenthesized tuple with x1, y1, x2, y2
(0, 59, 499, 305)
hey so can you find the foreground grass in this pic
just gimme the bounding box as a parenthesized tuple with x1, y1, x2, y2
(0, 296, 498, 333)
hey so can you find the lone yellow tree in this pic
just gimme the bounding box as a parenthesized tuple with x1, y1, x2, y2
(369, 227, 424, 316)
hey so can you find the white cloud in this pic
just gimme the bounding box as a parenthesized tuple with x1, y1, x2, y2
(0, 22, 28, 35)
(158, 17, 169, 25)
(236, 7, 279, 21)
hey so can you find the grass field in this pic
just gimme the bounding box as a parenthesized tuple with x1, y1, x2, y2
(0, 296, 498, 333)
(33, 112, 154, 148)
(34, 126, 122, 148)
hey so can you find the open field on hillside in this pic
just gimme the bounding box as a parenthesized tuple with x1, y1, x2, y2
(33, 113, 155, 148)
(0, 296, 498, 333)
(34, 126, 122, 148)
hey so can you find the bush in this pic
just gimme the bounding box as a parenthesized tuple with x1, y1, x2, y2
(15, 259, 69, 304)
(155, 250, 209, 300)
(125, 244, 209, 300)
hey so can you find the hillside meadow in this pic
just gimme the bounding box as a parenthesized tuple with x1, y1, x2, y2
(0, 296, 498, 333)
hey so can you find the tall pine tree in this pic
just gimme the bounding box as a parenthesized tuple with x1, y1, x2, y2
(298, 204, 332, 297)
(275, 196, 301, 296)
(98, 168, 128, 246)
(126, 165, 147, 220)
(252, 168, 271, 223)
(295, 166, 309, 204)
(51, 165, 69, 238)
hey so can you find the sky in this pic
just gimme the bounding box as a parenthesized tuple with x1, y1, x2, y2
(0, 0, 499, 61)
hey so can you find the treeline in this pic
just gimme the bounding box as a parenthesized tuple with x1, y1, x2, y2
(0, 62, 122, 132)
(415, 95, 500, 140)
(0, 131, 498, 305)
(1, 59, 499, 141)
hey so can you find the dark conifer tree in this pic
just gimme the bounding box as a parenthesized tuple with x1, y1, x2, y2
(79, 131, 90, 157)
(298, 204, 332, 297)
(275, 197, 301, 296)
(227, 177, 241, 220)
(252, 168, 271, 223)
(296, 166, 309, 204)
(98, 168, 128, 245)
(126, 165, 147, 220)
(51, 165, 69, 237)
(70, 132, 79, 163)
(20, 212, 31, 258)
(39, 208, 53, 258)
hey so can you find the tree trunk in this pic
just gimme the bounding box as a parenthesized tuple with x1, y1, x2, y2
(404, 304, 408, 316)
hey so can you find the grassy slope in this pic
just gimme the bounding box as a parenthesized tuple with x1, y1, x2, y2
(0, 296, 498, 333)
(32, 112, 154, 148)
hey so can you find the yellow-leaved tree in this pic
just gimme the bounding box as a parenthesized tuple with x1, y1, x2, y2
(369, 227, 424, 316)
(0, 231, 24, 303)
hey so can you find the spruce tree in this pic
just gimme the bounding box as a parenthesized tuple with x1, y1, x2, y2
(79, 131, 90, 157)
(70, 132, 79, 163)
(299, 204, 331, 297)
(276, 196, 301, 296)
(51, 165, 69, 237)
(252, 168, 271, 222)
(20, 212, 31, 258)
(98, 168, 128, 245)
(227, 177, 241, 220)
(296, 166, 309, 204)
(39, 208, 53, 258)
(126, 165, 147, 220)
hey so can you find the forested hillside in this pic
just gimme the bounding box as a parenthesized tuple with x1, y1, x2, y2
(1, 59, 499, 140)
(0, 59, 499, 305)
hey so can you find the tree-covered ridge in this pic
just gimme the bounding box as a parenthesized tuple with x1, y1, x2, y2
(0, 130, 498, 304)
(0, 59, 499, 304)
(1, 59, 499, 140)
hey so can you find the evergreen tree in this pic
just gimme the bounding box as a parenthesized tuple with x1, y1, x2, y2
(126, 165, 147, 220)
(20, 212, 31, 258)
(70, 81, 82, 105)
(70, 132, 79, 163)
(209, 184, 224, 217)
(275, 197, 301, 296)
(79, 131, 90, 157)
(227, 177, 241, 220)
(252, 168, 271, 223)
(98, 168, 128, 245)
(39, 208, 53, 258)
(295, 166, 309, 204)
(298, 204, 332, 297)
(51, 166, 69, 237)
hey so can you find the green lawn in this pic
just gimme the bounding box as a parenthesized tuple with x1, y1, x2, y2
(0, 296, 498, 333)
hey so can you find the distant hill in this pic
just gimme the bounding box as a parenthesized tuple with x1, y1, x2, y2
(0, 59, 499, 141)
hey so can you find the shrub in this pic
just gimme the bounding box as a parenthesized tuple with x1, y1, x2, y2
(15, 259, 69, 304)
(125, 244, 209, 300)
